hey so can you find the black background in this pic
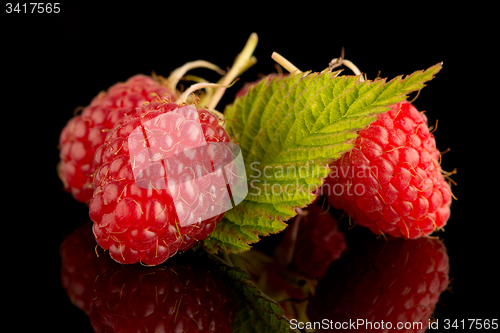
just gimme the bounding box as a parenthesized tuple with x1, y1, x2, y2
(2, 3, 496, 332)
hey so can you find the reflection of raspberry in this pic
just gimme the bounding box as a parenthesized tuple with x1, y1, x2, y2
(59, 220, 118, 315)
(89, 101, 234, 265)
(307, 237, 450, 333)
(89, 255, 236, 333)
(253, 204, 346, 320)
(58, 75, 174, 203)
(290, 204, 346, 280)
(323, 101, 452, 238)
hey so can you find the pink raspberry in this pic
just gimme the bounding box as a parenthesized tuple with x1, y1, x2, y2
(58, 75, 175, 203)
(323, 101, 453, 238)
(89, 101, 237, 265)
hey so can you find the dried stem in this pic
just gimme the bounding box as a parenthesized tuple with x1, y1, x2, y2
(206, 33, 259, 110)
(271, 52, 302, 74)
(166, 60, 226, 92)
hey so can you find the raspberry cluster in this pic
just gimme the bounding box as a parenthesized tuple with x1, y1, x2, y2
(57, 44, 453, 331)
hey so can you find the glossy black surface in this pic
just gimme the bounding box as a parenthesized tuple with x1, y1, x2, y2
(3, 3, 497, 332)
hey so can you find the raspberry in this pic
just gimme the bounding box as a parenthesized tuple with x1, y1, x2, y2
(89, 254, 236, 332)
(58, 74, 175, 203)
(288, 204, 347, 280)
(89, 101, 237, 265)
(323, 101, 452, 238)
(60, 220, 118, 315)
(307, 237, 450, 332)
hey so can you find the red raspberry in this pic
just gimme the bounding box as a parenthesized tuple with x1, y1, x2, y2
(89, 255, 236, 332)
(307, 237, 450, 332)
(89, 101, 237, 265)
(59, 220, 119, 315)
(58, 75, 175, 203)
(323, 101, 452, 238)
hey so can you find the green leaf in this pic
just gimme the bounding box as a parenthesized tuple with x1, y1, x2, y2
(204, 63, 442, 254)
(212, 255, 300, 333)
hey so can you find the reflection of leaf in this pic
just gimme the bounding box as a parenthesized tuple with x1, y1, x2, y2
(204, 64, 442, 254)
(212, 255, 300, 333)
